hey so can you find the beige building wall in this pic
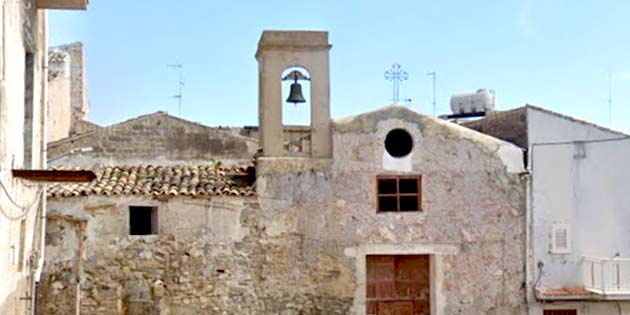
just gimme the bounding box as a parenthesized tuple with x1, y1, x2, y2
(47, 77, 71, 141)
(47, 50, 71, 142)
(47, 41, 89, 141)
(256, 30, 332, 158)
(0, 3, 48, 315)
(54, 41, 88, 124)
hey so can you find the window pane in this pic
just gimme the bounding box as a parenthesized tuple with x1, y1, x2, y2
(399, 178, 418, 194)
(378, 196, 398, 212)
(378, 179, 397, 194)
(400, 196, 419, 211)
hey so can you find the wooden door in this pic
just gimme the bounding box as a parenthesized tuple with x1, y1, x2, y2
(377, 301, 414, 315)
(366, 255, 430, 315)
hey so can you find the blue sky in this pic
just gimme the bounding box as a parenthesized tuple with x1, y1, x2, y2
(49, 1, 630, 133)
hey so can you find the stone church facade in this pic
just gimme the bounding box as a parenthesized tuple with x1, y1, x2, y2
(39, 31, 528, 315)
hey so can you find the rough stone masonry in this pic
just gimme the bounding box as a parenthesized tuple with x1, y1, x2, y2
(39, 106, 527, 315)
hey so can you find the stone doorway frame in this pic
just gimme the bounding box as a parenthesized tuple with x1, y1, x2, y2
(345, 243, 458, 315)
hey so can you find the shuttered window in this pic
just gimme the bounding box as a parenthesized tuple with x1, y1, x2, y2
(551, 223, 571, 254)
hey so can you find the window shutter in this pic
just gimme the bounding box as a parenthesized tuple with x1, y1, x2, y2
(551, 223, 571, 254)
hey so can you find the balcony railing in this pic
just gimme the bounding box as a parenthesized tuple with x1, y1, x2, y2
(583, 256, 630, 295)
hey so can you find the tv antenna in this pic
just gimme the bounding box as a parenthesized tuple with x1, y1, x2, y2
(426, 71, 436, 116)
(168, 64, 184, 116)
(384, 63, 408, 104)
(608, 69, 612, 128)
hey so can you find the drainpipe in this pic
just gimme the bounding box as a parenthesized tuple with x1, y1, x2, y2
(524, 142, 536, 314)
(524, 163, 533, 311)
(32, 11, 49, 315)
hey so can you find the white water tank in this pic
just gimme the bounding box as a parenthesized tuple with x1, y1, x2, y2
(450, 89, 495, 115)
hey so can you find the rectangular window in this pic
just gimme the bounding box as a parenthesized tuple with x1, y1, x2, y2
(543, 310, 577, 315)
(376, 176, 422, 212)
(129, 206, 157, 235)
(23, 52, 35, 169)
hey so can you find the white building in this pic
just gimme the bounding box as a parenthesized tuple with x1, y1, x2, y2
(465, 105, 630, 315)
(0, 1, 88, 314)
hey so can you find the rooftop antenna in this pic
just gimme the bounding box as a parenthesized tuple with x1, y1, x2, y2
(608, 69, 612, 128)
(168, 64, 184, 116)
(426, 71, 436, 116)
(384, 63, 408, 104)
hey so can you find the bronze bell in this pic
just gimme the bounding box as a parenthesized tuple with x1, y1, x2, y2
(286, 78, 306, 104)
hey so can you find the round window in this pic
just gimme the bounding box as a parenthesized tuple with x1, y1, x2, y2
(384, 129, 413, 158)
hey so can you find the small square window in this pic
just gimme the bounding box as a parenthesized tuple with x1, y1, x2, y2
(376, 176, 422, 213)
(129, 206, 157, 235)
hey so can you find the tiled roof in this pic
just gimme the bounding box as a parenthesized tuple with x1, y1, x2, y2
(47, 164, 255, 198)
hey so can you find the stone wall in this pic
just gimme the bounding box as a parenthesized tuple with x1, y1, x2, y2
(47, 112, 258, 168)
(40, 106, 527, 315)
(40, 196, 352, 315)
(462, 106, 528, 149)
(257, 106, 527, 315)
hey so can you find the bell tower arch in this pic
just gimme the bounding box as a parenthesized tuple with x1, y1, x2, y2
(255, 30, 332, 158)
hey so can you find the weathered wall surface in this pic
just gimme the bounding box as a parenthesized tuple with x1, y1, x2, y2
(47, 49, 72, 142)
(41, 195, 352, 315)
(47, 42, 92, 141)
(462, 107, 528, 149)
(47, 112, 258, 168)
(52, 42, 89, 124)
(0, 3, 48, 315)
(40, 106, 527, 315)
(256, 106, 527, 315)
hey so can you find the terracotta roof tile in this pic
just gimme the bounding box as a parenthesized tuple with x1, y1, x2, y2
(536, 287, 594, 297)
(47, 164, 255, 198)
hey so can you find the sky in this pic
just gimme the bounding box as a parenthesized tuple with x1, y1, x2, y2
(49, 1, 630, 133)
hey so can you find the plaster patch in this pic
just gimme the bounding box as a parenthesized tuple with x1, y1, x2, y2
(382, 151, 412, 172)
(497, 144, 525, 174)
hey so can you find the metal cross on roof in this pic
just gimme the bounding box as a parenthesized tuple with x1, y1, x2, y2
(384, 63, 409, 104)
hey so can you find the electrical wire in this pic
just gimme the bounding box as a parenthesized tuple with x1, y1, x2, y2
(0, 178, 42, 220)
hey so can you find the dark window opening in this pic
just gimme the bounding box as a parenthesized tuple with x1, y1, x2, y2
(376, 176, 422, 212)
(384, 129, 413, 158)
(129, 206, 157, 235)
(378, 196, 397, 212)
(399, 178, 418, 194)
(377, 178, 397, 194)
(543, 310, 577, 315)
(23, 52, 35, 169)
